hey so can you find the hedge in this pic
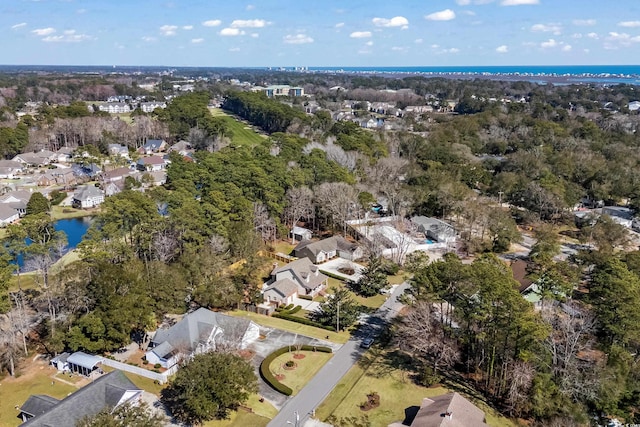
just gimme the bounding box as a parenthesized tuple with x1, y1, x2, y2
(288, 305, 303, 314)
(273, 312, 335, 331)
(260, 345, 333, 396)
(319, 269, 349, 281)
(298, 294, 313, 301)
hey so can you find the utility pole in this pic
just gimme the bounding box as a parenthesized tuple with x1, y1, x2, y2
(498, 191, 504, 207)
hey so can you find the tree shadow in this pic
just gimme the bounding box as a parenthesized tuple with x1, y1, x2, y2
(402, 405, 420, 425)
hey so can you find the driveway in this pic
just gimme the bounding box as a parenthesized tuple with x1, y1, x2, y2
(247, 326, 341, 409)
(267, 282, 410, 427)
(318, 258, 364, 282)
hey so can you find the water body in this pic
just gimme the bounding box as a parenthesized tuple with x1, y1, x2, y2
(14, 217, 92, 269)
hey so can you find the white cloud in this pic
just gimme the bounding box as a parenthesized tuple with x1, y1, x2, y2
(444, 47, 460, 53)
(562, 44, 572, 51)
(183, 25, 193, 30)
(251, 33, 259, 38)
(191, 38, 204, 43)
(11, 22, 27, 29)
(540, 38, 558, 48)
(246, 4, 255, 10)
(431, 44, 440, 49)
(456, 0, 471, 4)
(142, 36, 156, 42)
(32, 27, 56, 36)
(202, 20, 222, 27)
(501, 0, 539, 5)
(283, 34, 313, 44)
(531, 23, 562, 34)
(372, 16, 409, 28)
(350, 31, 372, 38)
(42, 30, 91, 43)
(618, 21, 640, 28)
(572, 33, 582, 39)
(572, 19, 596, 26)
(365, 40, 374, 46)
(496, 44, 508, 53)
(414, 38, 423, 44)
(392, 46, 408, 52)
(229, 47, 241, 51)
(607, 31, 640, 44)
(335, 22, 345, 28)
(587, 32, 599, 39)
(425, 9, 455, 21)
(160, 25, 178, 36)
(220, 28, 245, 36)
(231, 19, 268, 28)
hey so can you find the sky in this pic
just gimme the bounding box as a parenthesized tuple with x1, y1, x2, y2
(3, 0, 640, 67)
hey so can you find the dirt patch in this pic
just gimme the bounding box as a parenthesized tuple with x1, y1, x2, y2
(275, 374, 285, 381)
(293, 353, 306, 360)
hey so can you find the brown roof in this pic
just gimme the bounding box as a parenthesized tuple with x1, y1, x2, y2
(400, 393, 487, 427)
(510, 260, 533, 293)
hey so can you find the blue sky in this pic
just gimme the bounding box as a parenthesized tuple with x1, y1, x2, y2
(3, 0, 640, 67)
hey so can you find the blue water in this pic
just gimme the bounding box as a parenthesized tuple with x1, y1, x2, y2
(14, 217, 92, 269)
(308, 65, 640, 84)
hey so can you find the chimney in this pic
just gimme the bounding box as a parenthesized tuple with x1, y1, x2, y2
(310, 265, 318, 276)
(301, 272, 309, 282)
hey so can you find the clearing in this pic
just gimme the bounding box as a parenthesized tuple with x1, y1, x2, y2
(208, 107, 267, 146)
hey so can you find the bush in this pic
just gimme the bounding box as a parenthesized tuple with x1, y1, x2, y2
(49, 190, 67, 206)
(273, 313, 335, 331)
(298, 294, 313, 301)
(284, 303, 294, 310)
(285, 360, 295, 368)
(288, 305, 303, 314)
(380, 261, 400, 275)
(154, 363, 162, 369)
(319, 269, 349, 281)
(260, 345, 332, 396)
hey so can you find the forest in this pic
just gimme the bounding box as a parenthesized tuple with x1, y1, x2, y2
(0, 70, 639, 426)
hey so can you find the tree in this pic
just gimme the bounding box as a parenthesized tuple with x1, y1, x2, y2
(26, 192, 50, 216)
(350, 254, 389, 297)
(76, 402, 165, 427)
(487, 209, 521, 253)
(315, 182, 360, 236)
(161, 352, 257, 424)
(312, 287, 361, 331)
(284, 186, 314, 243)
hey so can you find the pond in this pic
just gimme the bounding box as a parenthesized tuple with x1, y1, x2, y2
(14, 217, 92, 269)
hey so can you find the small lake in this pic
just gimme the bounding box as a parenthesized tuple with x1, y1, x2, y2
(14, 217, 92, 269)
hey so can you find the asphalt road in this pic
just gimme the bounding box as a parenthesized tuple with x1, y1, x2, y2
(267, 281, 410, 427)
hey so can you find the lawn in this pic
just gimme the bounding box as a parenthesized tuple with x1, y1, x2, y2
(316, 351, 517, 427)
(227, 310, 350, 344)
(0, 364, 77, 427)
(271, 240, 296, 255)
(269, 350, 333, 395)
(201, 393, 277, 427)
(326, 277, 387, 310)
(208, 108, 267, 146)
(51, 205, 97, 220)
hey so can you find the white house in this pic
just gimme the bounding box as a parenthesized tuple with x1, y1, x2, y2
(290, 226, 312, 242)
(72, 185, 105, 209)
(266, 258, 328, 298)
(0, 204, 19, 226)
(137, 156, 166, 172)
(293, 236, 363, 264)
(145, 308, 260, 369)
(99, 103, 131, 114)
(140, 101, 166, 113)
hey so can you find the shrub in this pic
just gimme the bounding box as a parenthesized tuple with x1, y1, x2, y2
(298, 294, 313, 301)
(284, 303, 294, 310)
(259, 345, 332, 396)
(288, 305, 303, 314)
(154, 363, 162, 369)
(285, 360, 295, 368)
(380, 261, 400, 275)
(273, 313, 335, 331)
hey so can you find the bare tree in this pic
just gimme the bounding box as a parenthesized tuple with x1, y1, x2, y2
(315, 182, 361, 236)
(504, 360, 535, 417)
(253, 202, 276, 243)
(284, 186, 314, 243)
(152, 229, 179, 263)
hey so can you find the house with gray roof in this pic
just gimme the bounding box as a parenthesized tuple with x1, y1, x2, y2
(267, 258, 328, 298)
(19, 370, 142, 426)
(263, 278, 299, 306)
(293, 235, 363, 264)
(0, 160, 24, 178)
(388, 392, 487, 427)
(145, 308, 259, 369)
(0, 204, 20, 226)
(138, 139, 167, 155)
(72, 185, 105, 209)
(411, 216, 457, 244)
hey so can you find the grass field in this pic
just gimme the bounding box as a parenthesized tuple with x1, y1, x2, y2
(208, 108, 267, 146)
(316, 350, 517, 427)
(326, 277, 387, 310)
(227, 310, 350, 344)
(269, 351, 333, 395)
(51, 205, 97, 220)
(0, 364, 76, 427)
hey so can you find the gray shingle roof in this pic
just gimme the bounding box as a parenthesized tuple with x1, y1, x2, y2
(294, 236, 358, 257)
(20, 370, 141, 427)
(20, 395, 60, 418)
(408, 392, 487, 427)
(271, 258, 328, 292)
(265, 278, 299, 298)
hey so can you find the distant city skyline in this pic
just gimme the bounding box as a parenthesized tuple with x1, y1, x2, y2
(3, 0, 640, 67)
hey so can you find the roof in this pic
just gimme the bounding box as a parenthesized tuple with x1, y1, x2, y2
(291, 226, 312, 235)
(67, 351, 102, 370)
(50, 352, 70, 364)
(0, 204, 18, 221)
(20, 395, 60, 417)
(102, 167, 131, 180)
(510, 260, 533, 293)
(405, 393, 487, 427)
(294, 236, 358, 257)
(138, 156, 165, 165)
(0, 159, 23, 169)
(169, 140, 192, 152)
(73, 185, 104, 201)
(265, 278, 299, 298)
(21, 370, 141, 427)
(0, 190, 34, 204)
(150, 308, 255, 358)
(271, 258, 328, 291)
(143, 139, 165, 149)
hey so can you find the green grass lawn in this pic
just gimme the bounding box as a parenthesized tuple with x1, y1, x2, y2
(271, 241, 296, 255)
(51, 205, 97, 220)
(326, 277, 386, 310)
(269, 351, 333, 395)
(203, 410, 270, 427)
(0, 367, 76, 427)
(227, 310, 350, 344)
(208, 108, 267, 146)
(316, 351, 517, 427)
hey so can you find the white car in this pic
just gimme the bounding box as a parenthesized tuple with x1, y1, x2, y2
(360, 337, 374, 349)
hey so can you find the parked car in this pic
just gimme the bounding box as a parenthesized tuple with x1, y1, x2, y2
(360, 337, 374, 349)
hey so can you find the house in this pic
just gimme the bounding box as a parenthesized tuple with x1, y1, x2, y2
(263, 279, 299, 306)
(140, 101, 166, 113)
(19, 370, 142, 426)
(252, 85, 304, 97)
(137, 156, 166, 172)
(359, 118, 378, 129)
(411, 216, 457, 244)
(147, 170, 167, 186)
(103, 181, 124, 196)
(56, 146, 74, 163)
(36, 172, 57, 187)
(601, 206, 634, 228)
(0, 204, 20, 226)
(0, 160, 24, 178)
(145, 308, 260, 369)
(13, 151, 56, 167)
(138, 139, 167, 155)
(0, 190, 34, 216)
(108, 143, 130, 159)
(290, 226, 312, 242)
(50, 352, 71, 372)
(293, 236, 363, 264)
(72, 185, 105, 209)
(101, 166, 132, 183)
(628, 100, 640, 111)
(81, 163, 102, 178)
(168, 140, 193, 155)
(98, 102, 131, 114)
(268, 258, 328, 297)
(388, 392, 488, 427)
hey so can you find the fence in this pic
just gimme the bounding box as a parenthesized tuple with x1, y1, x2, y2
(99, 357, 169, 384)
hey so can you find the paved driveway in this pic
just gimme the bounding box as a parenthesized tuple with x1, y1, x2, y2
(267, 282, 410, 427)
